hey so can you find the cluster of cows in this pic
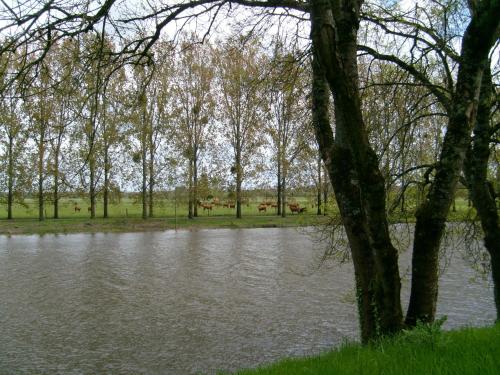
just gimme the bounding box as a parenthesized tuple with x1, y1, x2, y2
(72, 198, 307, 215)
(198, 198, 235, 214)
(199, 199, 307, 215)
(73, 203, 91, 213)
(257, 201, 307, 214)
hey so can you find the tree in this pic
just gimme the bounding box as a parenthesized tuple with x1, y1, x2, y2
(173, 37, 214, 219)
(360, 0, 500, 326)
(101, 60, 126, 219)
(265, 48, 310, 217)
(146, 41, 176, 218)
(0, 50, 26, 219)
(463, 66, 499, 321)
(130, 63, 153, 219)
(359, 61, 443, 215)
(75, 33, 107, 218)
(23, 55, 54, 221)
(214, 35, 265, 218)
(48, 38, 79, 219)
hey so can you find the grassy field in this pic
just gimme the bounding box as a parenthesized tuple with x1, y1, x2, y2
(0, 195, 474, 235)
(238, 324, 500, 375)
(1, 196, 326, 219)
(0, 196, 332, 234)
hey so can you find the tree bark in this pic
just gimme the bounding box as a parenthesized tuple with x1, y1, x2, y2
(38, 125, 45, 222)
(89, 156, 96, 219)
(53, 124, 64, 219)
(140, 93, 148, 220)
(277, 153, 282, 216)
(310, 0, 402, 341)
(406, 3, 499, 326)
(103, 144, 109, 219)
(193, 152, 198, 217)
(236, 146, 242, 219)
(7, 134, 13, 220)
(188, 159, 193, 219)
(317, 153, 322, 215)
(149, 131, 154, 218)
(463, 66, 499, 322)
(281, 174, 286, 218)
(142, 129, 147, 220)
(53, 142, 60, 219)
(323, 164, 328, 216)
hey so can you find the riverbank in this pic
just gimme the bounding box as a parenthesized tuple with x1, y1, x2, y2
(0, 215, 328, 235)
(0, 208, 474, 235)
(239, 324, 500, 375)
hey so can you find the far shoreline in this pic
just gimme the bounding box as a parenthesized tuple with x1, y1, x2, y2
(0, 215, 328, 236)
(0, 206, 473, 236)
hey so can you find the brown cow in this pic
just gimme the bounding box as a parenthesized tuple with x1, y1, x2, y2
(201, 203, 213, 215)
(223, 201, 233, 208)
(288, 203, 300, 214)
(258, 204, 267, 212)
(74, 205, 81, 212)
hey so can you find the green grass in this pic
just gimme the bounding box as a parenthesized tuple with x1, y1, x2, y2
(0, 196, 335, 234)
(0, 195, 474, 235)
(2, 196, 328, 219)
(237, 324, 500, 375)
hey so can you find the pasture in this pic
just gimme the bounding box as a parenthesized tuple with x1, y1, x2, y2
(2, 194, 327, 219)
(0, 193, 334, 234)
(0, 192, 474, 235)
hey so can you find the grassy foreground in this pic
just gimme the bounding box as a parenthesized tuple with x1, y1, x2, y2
(238, 324, 500, 375)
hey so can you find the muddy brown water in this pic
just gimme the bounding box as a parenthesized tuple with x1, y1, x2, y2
(0, 228, 495, 373)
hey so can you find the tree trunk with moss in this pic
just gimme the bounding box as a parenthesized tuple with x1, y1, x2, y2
(310, 0, 403, 342)
(463, 67, 500, 322)
(406, 3, 499, 326)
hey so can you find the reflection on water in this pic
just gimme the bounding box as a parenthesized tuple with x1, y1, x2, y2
(0, 228, 495, 374)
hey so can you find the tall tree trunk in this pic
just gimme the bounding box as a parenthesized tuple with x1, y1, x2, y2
(236, 149, 242, 219)
(7, 135, 13, 220)
(142, 135, 147, 220)
(38, 146, 45, 221)
(89, 156, 96, 219)
(406, 3, 499, 326)
(149, 132, 154, 218)
(38, 137, 44, 221)
(317, 153, 322, 215)
(463, 66, 499, 322)
(188, 159, 193, 219)
(141, 94, 148, 220)
(53, 143, 60, 219)
(235, 121, 242, 218)
(310, 0, 402, 341)
(193, 151, 198, 217)
(103, 145, 109, 219)
(281, 174, 286, 218)
(323, 164, 328, 216)
(277, 154, 282, 216)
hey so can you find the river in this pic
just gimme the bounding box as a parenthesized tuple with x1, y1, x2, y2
(0, 228, 495, 373)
